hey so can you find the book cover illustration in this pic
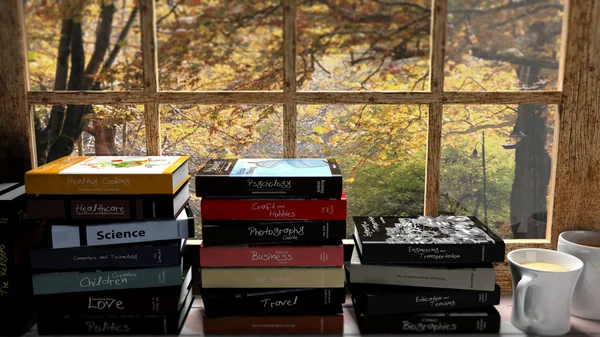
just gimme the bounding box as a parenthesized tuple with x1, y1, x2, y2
(59, 156, 179, 174)
(205, 158, 334, 177)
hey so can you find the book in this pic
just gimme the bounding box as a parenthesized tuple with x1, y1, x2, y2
(36, 288, 193, 335)
(202, 310, 344, 335)
(200, 191, 346, 220)
(31, 239, 185, 270)
(353, 298, 501, 334)
(24, 155, 190, 195)
(346, 248, 495, 291)
(195, 158, 343, 198)
(199, 243, 343, 267)
(201, 219, 347, 246)
(201, 287, 346, 318)
(35, 267, 193, 314)
(32, 264, 190, 295)
(27, 180, 190, 221)
(0, 183, 27, 225)
(349, 282, 501, 315)
(354, 215, 505, 264)
(43, 205, 193, 249)
(201, 266, 345, 288)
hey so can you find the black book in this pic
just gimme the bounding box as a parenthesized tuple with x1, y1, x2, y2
(0, 183, 27, 225)
(201, 219, 347, 246)
(349, 281, 501, 315)
(36, 288, 194, 335)
(27, 180, 190, 221)
(354, 215, 505, 264)
(201, 287, 346, 318)
(35, 264, 193, 314)
(195, 158, 343, 198)
(30, 239, 185, 271)
(352, 297, 501, 334)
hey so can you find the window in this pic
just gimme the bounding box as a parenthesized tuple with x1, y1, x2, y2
(8, 0, 592, 293)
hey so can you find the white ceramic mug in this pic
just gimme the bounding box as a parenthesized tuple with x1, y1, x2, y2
(557, 231, 600, 320)
(507, 248, 583, 336)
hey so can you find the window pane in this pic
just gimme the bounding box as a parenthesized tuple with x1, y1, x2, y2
(33, 104, 146, 165)
(298, 105, 428, 236)
(26, 0, 142, 91)
(156, 1, 283, 90)
(298, 1, 431, 91)
(439, 105, 556, 239)
(160, 104, 283, 237)
(445, 0, 564, 91)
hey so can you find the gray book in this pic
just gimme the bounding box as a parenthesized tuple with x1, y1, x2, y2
(346, 248, 495, 291)
(32, 265, 184, 295)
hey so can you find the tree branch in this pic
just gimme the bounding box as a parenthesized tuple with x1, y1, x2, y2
(450, 0, 560, 14)
(471, 47, 558, 69)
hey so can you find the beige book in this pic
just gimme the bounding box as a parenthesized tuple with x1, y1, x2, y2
(201, 266, 344, 288)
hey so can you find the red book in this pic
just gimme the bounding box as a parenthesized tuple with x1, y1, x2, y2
(200, 244, 344, 267)
(202, 314, 344, 335)
(200, 191, 347, 220)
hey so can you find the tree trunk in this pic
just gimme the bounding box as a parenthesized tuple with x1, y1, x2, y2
(92, 121, 119, 155)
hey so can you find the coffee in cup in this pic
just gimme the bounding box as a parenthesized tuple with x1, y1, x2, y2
(557, 230, 600, 320)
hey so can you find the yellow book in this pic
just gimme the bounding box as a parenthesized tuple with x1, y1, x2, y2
(25, 156, 190, 195)
(201, 267, 345, 288)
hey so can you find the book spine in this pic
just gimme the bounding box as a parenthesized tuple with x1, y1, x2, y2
(50, 211, 191, 248)
(357, 310, 500, 334)
(203, 315, 344, 334)
(363, 243, 505, 264)
(200, 198, 346, 220)
(31, 243, 181, 270)
(202, 288, 346, 318)
(365, 286, 501, 315)
(200, 220, 347, 246)
(348, 265, 496, 291)
(200, 245, 343, 267)
(37, 315, 176, 335)
(195, 176, 343, 198)
(32, 265, 183, 295)
(27, 196, 178, 221)
(201, 267, 345, 288)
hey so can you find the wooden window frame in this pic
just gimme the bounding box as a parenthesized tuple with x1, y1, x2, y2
(2, 0, 600, 293)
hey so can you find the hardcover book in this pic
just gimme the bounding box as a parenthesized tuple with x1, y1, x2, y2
(346, 248, 496, 291)
(32, 265, 191, 295)
(349, 282, 501, 315)
(200, 191, 346, 220)
(24, 155, 190, 195)
(195, 158, 343, 198)
(199, 243, 343, 267)
(353, 299, 501, 334)
(202, 310, 344, 335)
(44, 205, 193, 249)
(201, 219, 347, 246)
(35, 267, 193, 314)
(353, 215, 505, 264)
(36, 288, 193, 335)
(201, 266, 345, 288)
(31, 239, 185, 270)
(27, 180, 190, 221)
(202, 287, 346, 318)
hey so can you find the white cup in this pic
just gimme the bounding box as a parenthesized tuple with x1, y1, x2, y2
(507, 248, 583, 336)
(557, 231, 600, 320)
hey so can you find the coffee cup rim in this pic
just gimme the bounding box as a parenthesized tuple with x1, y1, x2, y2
(507, 248, 584, 273)
(559, 230, 600, 250)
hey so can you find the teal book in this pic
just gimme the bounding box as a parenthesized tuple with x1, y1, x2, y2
(32, 265, 184, 295)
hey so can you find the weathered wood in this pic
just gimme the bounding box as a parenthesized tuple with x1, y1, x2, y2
(0, 0, 35, 182)
(548, 0, 600, 248)
(140, 0, 160, 155)
(27, 90, 563, 105)
(424, 0, 446, 215)
(282, 0, 297, 158)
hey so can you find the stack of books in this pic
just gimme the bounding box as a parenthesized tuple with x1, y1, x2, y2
(346, 215, 505, 334)
(195, 158, 348, 334)
(24, 156, 195, 335)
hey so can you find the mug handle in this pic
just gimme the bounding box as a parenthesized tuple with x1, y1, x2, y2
(514, 274, 535, 329)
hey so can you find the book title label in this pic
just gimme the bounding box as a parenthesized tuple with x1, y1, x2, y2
(248, 226, 305, 241)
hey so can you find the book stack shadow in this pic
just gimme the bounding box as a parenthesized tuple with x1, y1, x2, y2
(346, 215, 506, 334)
(24, 156, 195, 335)
(195, 158, 348, 334)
